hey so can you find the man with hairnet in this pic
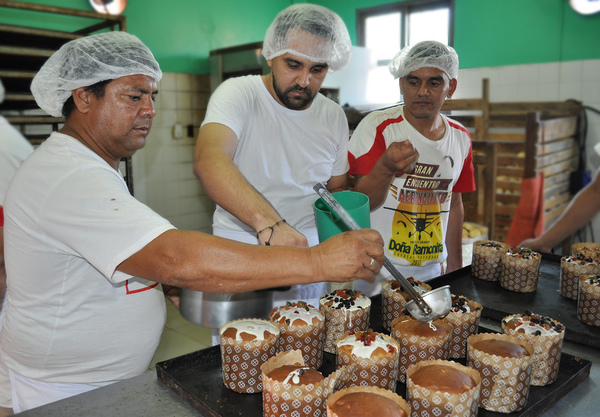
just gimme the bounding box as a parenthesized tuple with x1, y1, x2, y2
(348, 40, 475, 296)
(194, 4, 356, 310)
(0, 80, 34, 325)
(0, 31, 383, 412)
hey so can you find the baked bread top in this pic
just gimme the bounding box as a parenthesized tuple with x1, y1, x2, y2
(393, 317, 449, 338)
(449, 294, 481, 314)
(410, 363, 476, 394)
(329, 392, 406, 417)
(505, 247, 541, 260)
(220, 319, 278, 342)
(336, 329, 398, 359)
(582, 274, 600, 287)
(270, 301, 323, 326)
(562, 252, 600, 265)
(267, 363, 324, 385)
(502, 311, 564, 336)
(470, 338, 530, 358)
(475, 240, 507, 251)
(320, 289, 370, 311)
(383, 277, 430, 296)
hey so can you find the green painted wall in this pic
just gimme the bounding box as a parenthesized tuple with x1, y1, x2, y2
(3, 0, 599, 74)
(321, 0, 600, 68)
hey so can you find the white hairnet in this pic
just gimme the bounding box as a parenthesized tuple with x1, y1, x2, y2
(262, 4, 352, 72)
(0, 79, 4, 104)
(389, 40, 459, 80)
(31, 31, 162, 117)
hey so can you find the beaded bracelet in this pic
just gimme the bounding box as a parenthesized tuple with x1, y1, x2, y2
(256, 219, 287, 246)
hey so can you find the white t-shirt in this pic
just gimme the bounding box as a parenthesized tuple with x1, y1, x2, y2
(0, 133, 175, 386)
(0, 116, 34, 206)
(348, 106, 474, 294)
(202, 75, 350, 237)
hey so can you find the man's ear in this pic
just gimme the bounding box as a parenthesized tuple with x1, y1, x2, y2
(71, 87, 93, 114)
(447, 78, 458, 99)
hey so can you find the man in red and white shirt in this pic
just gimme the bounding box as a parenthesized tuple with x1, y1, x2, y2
(348, 41, 475, 296)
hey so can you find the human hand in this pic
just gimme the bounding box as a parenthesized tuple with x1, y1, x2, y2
(162, 284, 181, 309)
(380, 139, 419, 176)
(258, 220, 309, 247)
(311, 229, 384, 283)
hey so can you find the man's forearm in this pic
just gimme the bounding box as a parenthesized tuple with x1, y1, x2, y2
(118, 228, 385, 293)
(195, 152, 283, 233)
(353, 163, 396, 210)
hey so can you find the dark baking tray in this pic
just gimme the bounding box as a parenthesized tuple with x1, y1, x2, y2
(156, 345, 589, 417)
(157, 291, 591, 417)
(429, 252, 600, 348)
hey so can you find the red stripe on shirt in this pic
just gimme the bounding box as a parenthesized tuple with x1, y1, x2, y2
(449, 120, 470, 137)
(349, 114, 405, 176)
(0, 205, 3, 227)
(450, 125, 476, 193)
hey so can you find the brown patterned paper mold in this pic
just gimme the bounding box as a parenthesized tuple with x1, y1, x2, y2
(501, 311, 565, 386)
(382, 278, 431, 331)
(326, 385, 411, 417)
(572, 242, 600, 258)
(335, 329, 400, 391)
(219, 318, 280, 393)
(560, 253, 600, 300)
(443, 294, 483, 359)
(319, 289, 371, 354)
(391, 316, 452, 384)
(261, 350, 355, 417)
(471, 240, 509, 281)
(467, 333, 534, 413)
(578, 274, 600, 327)
(269, 301, 325, 369)
(406, 359, 481, 417)
(499, 247, 542, 293)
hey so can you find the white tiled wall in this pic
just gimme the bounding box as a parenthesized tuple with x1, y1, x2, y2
(454, 59, 600, 241)
(132, 72, 215, 233)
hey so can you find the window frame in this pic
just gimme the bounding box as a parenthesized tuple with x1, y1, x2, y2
(356, 0, 455, 49)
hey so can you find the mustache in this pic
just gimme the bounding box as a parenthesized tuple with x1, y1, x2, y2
(287, 85, 309, 93)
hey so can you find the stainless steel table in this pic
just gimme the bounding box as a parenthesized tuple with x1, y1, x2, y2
(15, 371, 204, 417)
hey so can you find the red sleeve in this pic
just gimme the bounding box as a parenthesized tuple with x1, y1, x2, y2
(0, 205, 4, 227)
(349, 114, 405, 176)
(453, 141, 476, 193)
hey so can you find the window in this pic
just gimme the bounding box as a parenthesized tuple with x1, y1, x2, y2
(357, 0, 453, 104)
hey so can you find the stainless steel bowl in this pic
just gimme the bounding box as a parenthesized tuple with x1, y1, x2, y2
(179, 288, 274, 328)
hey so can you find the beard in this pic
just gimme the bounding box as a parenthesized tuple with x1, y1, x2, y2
(272, 73, 317, 110)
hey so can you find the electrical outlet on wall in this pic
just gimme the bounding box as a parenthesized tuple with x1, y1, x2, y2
(173, 123, 183, 139)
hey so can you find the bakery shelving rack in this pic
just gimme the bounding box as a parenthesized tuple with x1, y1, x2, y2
(0, 1, 134, 193)
(444, 79, 582, 250)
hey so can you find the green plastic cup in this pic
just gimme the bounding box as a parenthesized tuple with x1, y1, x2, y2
(313, 190, 370, 242)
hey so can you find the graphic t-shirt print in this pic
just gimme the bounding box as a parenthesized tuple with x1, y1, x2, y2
(385, 159, 454, 266)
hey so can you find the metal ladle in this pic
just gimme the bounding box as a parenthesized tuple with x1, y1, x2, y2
(313, 183, 452, 322)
